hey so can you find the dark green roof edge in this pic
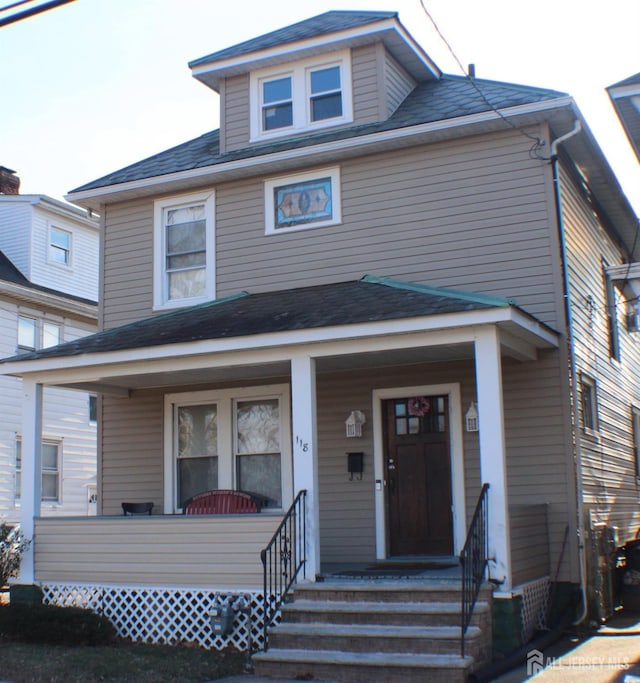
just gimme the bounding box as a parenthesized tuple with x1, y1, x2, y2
(362, 274, 515, 307)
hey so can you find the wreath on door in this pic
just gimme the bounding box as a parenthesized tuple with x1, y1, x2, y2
(408, 396, 431, 416)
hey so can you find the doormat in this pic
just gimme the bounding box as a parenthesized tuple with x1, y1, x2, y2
(369, 562, 458, 570)
(335, 567, 428, 578)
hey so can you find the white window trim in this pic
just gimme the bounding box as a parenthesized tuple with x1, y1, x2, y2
(163, 384, 292, 513)
(250, 49, 353, 142)
(580, 373, 599, 435)
(15, 435, 62, 504)
(48, 225, 73, 268)
(17, 314, 63, 352)
(265, 167, 342, 235)
(153, 191, 215, 311)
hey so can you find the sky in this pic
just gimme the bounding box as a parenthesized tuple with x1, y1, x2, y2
(1, 0, 639, 214)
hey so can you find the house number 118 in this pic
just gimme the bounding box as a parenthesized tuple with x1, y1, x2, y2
(295, 435, 309, 452)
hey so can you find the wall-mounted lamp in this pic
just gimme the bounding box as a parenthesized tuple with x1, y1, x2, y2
(347, 452, 364, 480)
(465, 401, 479, 432)
(345, 410, 366, 438)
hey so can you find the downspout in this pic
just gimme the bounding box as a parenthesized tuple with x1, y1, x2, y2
(549, 119, 589, 625)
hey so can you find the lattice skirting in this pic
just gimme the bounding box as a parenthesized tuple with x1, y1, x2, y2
(41, 583, 279, 651)
(518, 576, 550, 643)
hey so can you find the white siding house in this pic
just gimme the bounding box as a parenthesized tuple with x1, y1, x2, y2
(0, 168, 98, 522)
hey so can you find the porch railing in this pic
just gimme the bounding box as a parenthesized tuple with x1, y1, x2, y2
(460, 482, 489, 657)
(260, 489, 306, 649)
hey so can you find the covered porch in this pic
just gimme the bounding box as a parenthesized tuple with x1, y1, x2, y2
(1, 277, 560, 647)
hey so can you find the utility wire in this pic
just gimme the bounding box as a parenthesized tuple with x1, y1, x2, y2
(0, 0, 75, 27)
(418, 0, 546, 157)
(0, 0, 37, 13)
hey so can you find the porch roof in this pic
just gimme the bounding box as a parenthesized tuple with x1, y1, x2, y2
(2, 275, 548, 361)
(0, 276, 559, 392)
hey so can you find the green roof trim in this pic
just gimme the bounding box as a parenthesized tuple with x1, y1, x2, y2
(361, 274, 516, 307)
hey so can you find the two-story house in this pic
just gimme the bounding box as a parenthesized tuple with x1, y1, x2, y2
(2, 11, 640, 680)
(0, 167, 99, 522)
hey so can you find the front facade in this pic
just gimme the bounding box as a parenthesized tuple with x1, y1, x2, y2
(0, 172, 99, 521)
(3, 11, 640, 660)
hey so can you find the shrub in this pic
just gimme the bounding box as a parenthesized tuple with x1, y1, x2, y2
(0, 523, 30, 587)
(0, 603, 118, 646)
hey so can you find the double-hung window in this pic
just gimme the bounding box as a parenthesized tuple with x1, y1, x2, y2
(251, 50, 353, 141)
(154, 192, 215, 309)
(15, 438, 61, 502)
(165, 385, 291, 512)
(18, 315, 62, 351)
(49, 226, 71, 266)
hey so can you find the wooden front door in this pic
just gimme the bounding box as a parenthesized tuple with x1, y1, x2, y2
(384, 395, 453, 556)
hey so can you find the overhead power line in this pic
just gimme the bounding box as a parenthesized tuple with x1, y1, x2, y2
(0, 0, 76, 28)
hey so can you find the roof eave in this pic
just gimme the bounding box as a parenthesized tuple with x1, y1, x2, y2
(0, 305, 558, 387)
(66, 97, 575, 211)
(190, 18, 440, 92)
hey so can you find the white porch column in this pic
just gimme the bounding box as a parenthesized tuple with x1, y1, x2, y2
(290, 354, 320, 581)
(18, 378, 43, 584)
(474, 326, 512, 591)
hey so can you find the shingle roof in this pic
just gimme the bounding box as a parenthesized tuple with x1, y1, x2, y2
(609, 72, 640, 88)
(71, 75, 565, 193)
(188, 11, 397, 67)
(0, 250, 31, 287)
(0, 250, 96, 305)
(1, 276, 513, 363)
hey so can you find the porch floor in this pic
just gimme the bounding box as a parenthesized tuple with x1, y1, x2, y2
(320, 556, 462, 581)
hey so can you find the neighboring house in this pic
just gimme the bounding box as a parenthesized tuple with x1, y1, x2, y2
(608, 72, 640, 160)
(0, 167, 99, 522)
(2, 11, 640, 678)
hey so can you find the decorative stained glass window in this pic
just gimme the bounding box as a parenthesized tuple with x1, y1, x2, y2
(274, 177, 332, 229)
(265, 168, 341, 234)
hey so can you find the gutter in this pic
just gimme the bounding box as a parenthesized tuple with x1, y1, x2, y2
(549, 119, 589, 626)
(66, 97, 576, 208)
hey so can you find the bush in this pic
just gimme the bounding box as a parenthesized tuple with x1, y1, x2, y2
(0, 603, 118, 646)
(0, 523, 30, 587)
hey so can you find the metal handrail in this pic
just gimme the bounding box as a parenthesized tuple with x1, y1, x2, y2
(260, 489, 307, 649)
(460, 482, 490, 657)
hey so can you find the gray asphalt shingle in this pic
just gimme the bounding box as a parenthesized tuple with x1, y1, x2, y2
(1, 277, 511, 362)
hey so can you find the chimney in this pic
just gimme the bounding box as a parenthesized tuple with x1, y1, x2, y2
(0, 167, 20, 195)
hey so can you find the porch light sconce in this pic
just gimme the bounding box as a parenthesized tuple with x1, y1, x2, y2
(347, 452, 364, 480)
(345, 410, 366, 438)
(465, 402, 479, 432)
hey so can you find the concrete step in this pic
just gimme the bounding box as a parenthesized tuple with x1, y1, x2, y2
(252, 647, 473, 683)
(281, 597, 491, 628)
(268, 621, 484, 657)
(295, 579, 491, 604)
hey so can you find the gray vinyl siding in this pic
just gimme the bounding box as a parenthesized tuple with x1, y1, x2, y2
(384, 50, 415, 117)
(102, 200, 154, 330)
(35, 514, 280, 588)
(101, 129, 559, 330)
(220, 73, 250, 153)
(216, 129, 559, 328)
(560, 161, 640, 545)
(101, 393, 163, 514)
(510, 504, 550, 585)
(351, 44, 385, 124)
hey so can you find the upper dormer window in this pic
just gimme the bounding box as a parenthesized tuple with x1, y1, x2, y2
(49, 226, 71, 266)
(251, 50, 353, 141)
